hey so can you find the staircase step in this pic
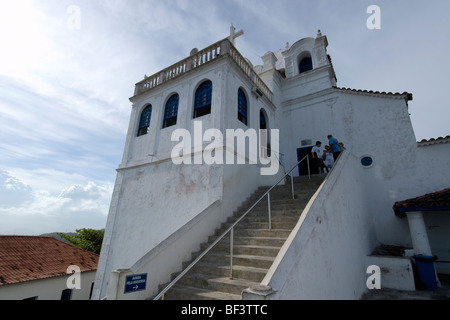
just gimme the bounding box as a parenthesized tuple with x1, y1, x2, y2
(188, 253, 275, 269)
(215, 228, 293, 238)
(176, 274, 259, 295)
(181, 262, 269, 282)
(164, 284, 242, 300)
(208, 235, 289, 247)
(202, 244, 282, 257)
(156, 176, 325, 300)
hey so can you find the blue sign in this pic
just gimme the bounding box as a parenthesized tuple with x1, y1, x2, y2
(124, 273, 147, 294)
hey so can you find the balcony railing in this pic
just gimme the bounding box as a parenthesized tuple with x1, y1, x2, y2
(133, 38, 273, 102)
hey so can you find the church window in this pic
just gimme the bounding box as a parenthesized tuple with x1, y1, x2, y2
(193, 80, 212, 118)
(260, 109, 267, 130)
(163, 94, 179, 128)
(137, 105, 152, 136)
(237, 88, 248, 125)
(361, 156, 374, 167)
(299, 57, 313, 74)
(259, 109, 270, 157)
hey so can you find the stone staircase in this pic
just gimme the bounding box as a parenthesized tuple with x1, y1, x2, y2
(158, 175, 325, 300)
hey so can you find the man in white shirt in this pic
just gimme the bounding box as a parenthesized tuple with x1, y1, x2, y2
(311, 141, 327, 174)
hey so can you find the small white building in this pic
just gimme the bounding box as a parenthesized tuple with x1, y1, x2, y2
(0, 236, 98, 300)
(93, 29, 450, 300)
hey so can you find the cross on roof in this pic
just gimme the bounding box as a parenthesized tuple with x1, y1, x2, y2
(229, 25, 244, 45)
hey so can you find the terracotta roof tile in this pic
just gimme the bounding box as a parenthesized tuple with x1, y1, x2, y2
(333, 86, 413, 101)
(417, 135, 450, 146)
(0, 236, 99, 286)
(393, 188, 450, 218)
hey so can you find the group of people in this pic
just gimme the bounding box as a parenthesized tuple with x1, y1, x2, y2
(311, 134, 343, 174)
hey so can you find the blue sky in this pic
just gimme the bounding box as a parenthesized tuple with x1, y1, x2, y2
(1, 0, 449, 235)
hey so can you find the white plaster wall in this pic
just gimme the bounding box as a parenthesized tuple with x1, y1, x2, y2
(262, 152, 378, 299)
(0, 271, 96, 300)
(281, 88, 425, 247)
(123, 62, 228, 169)
(108, 160, 283, 300)
(93, 56, 285, 299)
(423, 211, 450, 274)
(94, 159, 223, 299)
(365, 256, 415, 291)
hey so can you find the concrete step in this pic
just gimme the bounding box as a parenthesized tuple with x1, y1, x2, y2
(214, 227, 293, 238)
(221, 221, 297, 231)
(175, 274, 259, 296)
(233, 208, 306, 219)
(187, 253, 275, 269)
(158, 176, 325, 300)
(180, 262, 269, 282)
(208, 234, 289, 247)
(164, 284, 242, 300)
(201, 244, 282, 257)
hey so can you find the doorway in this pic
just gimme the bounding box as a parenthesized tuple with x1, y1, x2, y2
(296, 146, 318, 176)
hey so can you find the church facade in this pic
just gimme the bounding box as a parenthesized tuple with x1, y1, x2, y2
(92, 30, 450, 300)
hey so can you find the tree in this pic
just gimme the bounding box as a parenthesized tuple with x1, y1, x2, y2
(58, 228, 104, 254)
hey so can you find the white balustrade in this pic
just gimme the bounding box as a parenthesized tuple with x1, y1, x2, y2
(134, 38, 272, 102)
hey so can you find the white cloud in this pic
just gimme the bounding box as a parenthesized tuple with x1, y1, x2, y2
(1, 0, 449, 236)
(0, 170, 112, 235)
(0, 170, 33, 207)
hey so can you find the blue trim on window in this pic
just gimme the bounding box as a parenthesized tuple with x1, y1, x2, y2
(138, 105, 152, 136)
(193, 81, 212, 119)
(163, 94, 179, 128)
(238, 88, 248, 125)
(396, 206, 450, 218)
(194, 81, 212, 110)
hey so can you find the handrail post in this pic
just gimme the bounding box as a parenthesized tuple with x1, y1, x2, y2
(153, 153, 319, 300)
(268, 192, 272, 230)
(290, 174, 295, 199)
(307, 156, 311, 179)
(230, 227, 234, 279)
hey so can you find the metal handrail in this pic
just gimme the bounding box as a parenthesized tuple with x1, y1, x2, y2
(153, 155, 311, 300)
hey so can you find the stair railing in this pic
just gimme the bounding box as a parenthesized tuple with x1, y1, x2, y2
(154, 155, 311, 300)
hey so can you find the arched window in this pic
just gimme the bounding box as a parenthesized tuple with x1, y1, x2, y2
(260, 109, 267, 130)
(137, 105, 152, 136)
(237, 88, 248, 125)
(299, 57, 313, 74)
(163, 94, 179, 128)
(193, 80, 212, 118)
(260, 109, 270, 157)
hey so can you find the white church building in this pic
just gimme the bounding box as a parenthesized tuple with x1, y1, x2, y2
(92, 29, 450, 300)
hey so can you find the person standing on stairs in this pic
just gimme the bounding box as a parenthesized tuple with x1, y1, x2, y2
(311, 141, 327, 174)
(327, 134, 341, 161)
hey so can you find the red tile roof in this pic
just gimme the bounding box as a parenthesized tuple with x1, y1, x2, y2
(393, 188, 450, 218)
(417, 135, 450, 146)
(333, 86, 413, 101)
(0, 236, 99, 286)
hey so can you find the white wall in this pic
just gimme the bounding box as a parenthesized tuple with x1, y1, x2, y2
(261, 152, 378, 299)
(105, 160, 284, 300)
(93, 56, 284, 300)
(423, 211, 450, 274)
(0, 271, 96, 300)
(280, 88, 427, 247)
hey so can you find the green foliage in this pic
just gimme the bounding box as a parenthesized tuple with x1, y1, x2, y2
(58, 228, 104, 254)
